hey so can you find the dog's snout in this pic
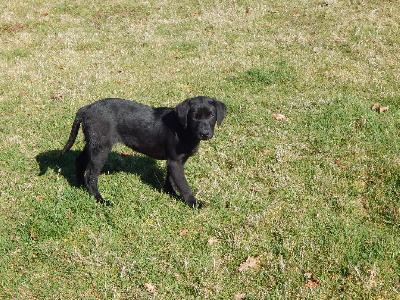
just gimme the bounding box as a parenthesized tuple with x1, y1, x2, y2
(199, 129, 212, 140)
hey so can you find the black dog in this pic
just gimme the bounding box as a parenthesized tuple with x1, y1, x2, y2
(59, 96, 227, 208)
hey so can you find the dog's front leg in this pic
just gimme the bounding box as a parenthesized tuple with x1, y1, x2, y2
(166, 160, 203, 208)
(164, 167, 178, 196)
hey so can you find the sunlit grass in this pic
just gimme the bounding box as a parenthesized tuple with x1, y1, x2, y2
(0, 0, 399, 298)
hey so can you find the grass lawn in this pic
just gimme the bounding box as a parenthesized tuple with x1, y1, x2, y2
(1, 0, 399, 298)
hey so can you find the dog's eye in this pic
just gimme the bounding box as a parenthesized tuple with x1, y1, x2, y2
(209, 114, 214, 119)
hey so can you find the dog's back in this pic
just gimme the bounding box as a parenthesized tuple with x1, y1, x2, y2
(69, 98, 174, 159)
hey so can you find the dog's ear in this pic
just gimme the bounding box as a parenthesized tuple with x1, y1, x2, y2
(175, 98, 192, 128)
(213, 99, 227, 127)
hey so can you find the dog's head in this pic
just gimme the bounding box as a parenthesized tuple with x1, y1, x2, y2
(175, 96, 227, 140)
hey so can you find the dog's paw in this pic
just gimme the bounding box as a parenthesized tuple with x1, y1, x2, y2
(104, 200, 113, 207)
(96, 196, 113, 207)
(195, 200, 204, 209)
(186, 196, 203, 209)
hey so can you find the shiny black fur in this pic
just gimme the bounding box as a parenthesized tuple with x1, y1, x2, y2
(59, 96, 227, 208)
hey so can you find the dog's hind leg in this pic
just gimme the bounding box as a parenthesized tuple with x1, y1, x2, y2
(76, 147, 89, 186)
(84, 143, 113, 205)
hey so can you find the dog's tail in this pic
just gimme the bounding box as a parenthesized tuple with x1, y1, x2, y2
(58, 109, 84, 157)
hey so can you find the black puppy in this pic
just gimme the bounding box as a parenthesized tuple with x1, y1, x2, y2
(59, 96, 227, 208)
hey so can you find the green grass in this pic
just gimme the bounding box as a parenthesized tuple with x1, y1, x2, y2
(1, 0, 400, 298)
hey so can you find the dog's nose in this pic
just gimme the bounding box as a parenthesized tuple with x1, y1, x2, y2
(200, 132, 210, 139)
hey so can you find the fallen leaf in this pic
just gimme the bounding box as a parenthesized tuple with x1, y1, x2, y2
(371, 103, 380, 110)
(114, 79, 128, 83)
(305, 279, 318, 288)
(30, 229, 39, 239)
(293, 13, 301, 17)
(246, 7, 253, 13)
(237, 255, 261, 271)
(179, 228, 189, 236)
(379, 106, 389, 113)
(304, 272, 313, 279)
(53, 93, 63, 100)
(121, 152, 132, 156)
(271, 113, 286, 120)
(10, 233, 20, 241)
(336, 158, 345, 169)
(262, 149, 272, 154)
(94, 11, 102, 19)
(208, 237, 218, 245)
(234, 293, 246, 300)
(143, 282, 156, 293)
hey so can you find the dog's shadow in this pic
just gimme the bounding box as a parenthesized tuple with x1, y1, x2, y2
(36, 150, 165, 192)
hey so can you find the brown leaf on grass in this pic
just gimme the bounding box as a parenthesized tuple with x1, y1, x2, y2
(53, 93, 63, 100)
(305, 279, 318, 288)
(30, 229, 39, 239)
(114, 79, 128, 84)
(121, 152, 132, 156)
(379, 106, 389, 113)
(336, 158, 345, 169)
(234, 293, 246, 300)
(304, 270, 319, 287)
(1, 24, 28, 34)
(179, 228, 189, 236)
(304, 271, 313, 279)
(371, 103, 389, 113)
(262, 149, 272, 154)
(207, 237, 218, 245)
(371, 103, 380, 110)
(237, 255, 261, 271)
(271, 113, 286, 121)
(143, 282, 156, 293)
(10, 233, 20, 241)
